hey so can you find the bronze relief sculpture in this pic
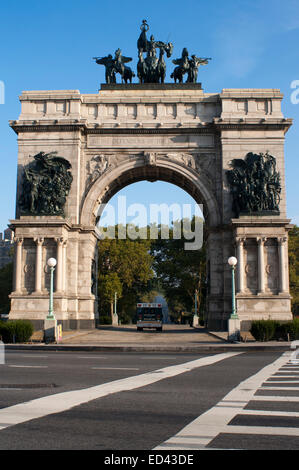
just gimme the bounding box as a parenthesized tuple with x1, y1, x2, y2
(19, 152, 73, 217)
(227, 152, 281, 216)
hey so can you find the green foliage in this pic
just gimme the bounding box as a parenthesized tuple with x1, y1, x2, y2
(97, 228, 154, 322)
(118, 312, 133, 325)
(289, 226, 299, 316)
(97, 219, 206, 324)
(98, 315, 112, 325)
(0, 320, 34, 343)
(250, 319, 299, 342)
(0, 262, 13, 314)
(151, 217, 206, 318)
(250, 320, 278, 341)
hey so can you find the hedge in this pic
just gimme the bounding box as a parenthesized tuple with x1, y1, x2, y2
(0, 320, 34, 343)
(99, 315, 112, 325)
(250, 319, 299, 342)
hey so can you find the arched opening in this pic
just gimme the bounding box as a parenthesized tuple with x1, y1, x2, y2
(80, 157, 220, 228)
(81, 158, 219, 329)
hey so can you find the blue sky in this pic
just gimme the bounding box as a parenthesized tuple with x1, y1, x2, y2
(1, 0, 299, 233)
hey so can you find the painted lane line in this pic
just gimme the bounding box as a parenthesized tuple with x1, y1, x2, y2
(77, 356, 106, 359)
(272, 375, 299, 378)
(237, 409, 299, 417)
(17, 355, 49, 358)
(250, 396, 299, 402)
(0, 388, 22, 391)
(0, 352, 241, 432)
(217, 426, 299, 436)
(155, 352, 291, 450)
(258, 386, 299, 391)
(265, 377, 299, 384)
(140, 357, 177, 360)
(8, 365, 48, 369)
(91, 367, 140, 370)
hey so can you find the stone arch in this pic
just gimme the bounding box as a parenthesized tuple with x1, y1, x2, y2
(80, 156, 221, 229)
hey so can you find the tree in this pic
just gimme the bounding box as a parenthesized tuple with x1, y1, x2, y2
(97, 226, 154, 323)
(0, 262, 13, 314)
(289, 225, 299, 316)
(151, 217, 206, 322)
(99, 272, 122, 320)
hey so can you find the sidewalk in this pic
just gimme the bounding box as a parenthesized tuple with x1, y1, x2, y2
(5, 325, 292, 353)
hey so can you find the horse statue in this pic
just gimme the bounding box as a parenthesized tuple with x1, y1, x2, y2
(93, 49, 135, 84)
(171, 48, 190, 83)
(171, 49, 211, 83)
(114, 48, 135, 84)
(137, 19, 173, 83)
(156, 43, 173, 84)
(93, 54, 117, 84)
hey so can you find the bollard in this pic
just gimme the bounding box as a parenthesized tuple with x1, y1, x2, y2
(0, 339, 5, 365)
(290, 340, 299, 364)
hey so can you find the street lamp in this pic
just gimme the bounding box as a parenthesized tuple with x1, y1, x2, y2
(114, 291, 117, 317)
(47, 257, 56, 320)
(228, 256, 238, 320)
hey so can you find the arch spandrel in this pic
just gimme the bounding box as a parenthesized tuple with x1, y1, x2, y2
(80, 155, 221, 229)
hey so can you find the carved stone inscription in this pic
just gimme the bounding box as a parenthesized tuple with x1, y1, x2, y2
(87, 134, 214, 149)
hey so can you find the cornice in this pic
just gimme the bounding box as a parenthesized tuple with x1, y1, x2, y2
(9, 119, 292, 136)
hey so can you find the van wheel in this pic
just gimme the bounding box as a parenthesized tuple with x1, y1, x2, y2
(137, 327, 143, 331)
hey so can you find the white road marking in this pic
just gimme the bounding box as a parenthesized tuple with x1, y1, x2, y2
(272, 375, 299, 378)
(249, 395, 299, 402)
(91, 367, 140, 370)
(8, 365, 48, 369)
(238, 409, 299, 417)
(216, 425, 299, 436)
(259, 386, 299, 390)
(77, 356, 106, 359)
(0, 352, 241, 432)
(266, 380, 299, 383)
(155, 352, 292, 450)
(17, 355, 49, 358)
(140, 356, 177, 360)
(0, 388, 22, 391)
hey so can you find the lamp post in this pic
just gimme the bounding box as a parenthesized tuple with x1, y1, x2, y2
(227, 256, 240, 342)
(228, 256, 238, 319)
(112, 291, 118, 326)
(47, 257, 57, 320)
(114, 291, 117, 317)
(193, 289, 199, 327)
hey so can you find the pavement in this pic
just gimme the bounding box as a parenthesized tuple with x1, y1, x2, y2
(5, 324, 292, 353)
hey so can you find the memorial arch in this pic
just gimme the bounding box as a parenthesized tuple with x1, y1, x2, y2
(8, 84, 293, 330)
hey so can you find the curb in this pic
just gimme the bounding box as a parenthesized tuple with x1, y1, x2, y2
(5, 344, 291, 353)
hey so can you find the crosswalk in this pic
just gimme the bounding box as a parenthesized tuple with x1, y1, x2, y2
(155, 351, 299, 450)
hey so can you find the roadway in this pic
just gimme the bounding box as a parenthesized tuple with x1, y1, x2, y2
(0, 349, 298, 450)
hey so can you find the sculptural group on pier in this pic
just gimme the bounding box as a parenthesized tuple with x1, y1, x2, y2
(93, 20, 211, 84)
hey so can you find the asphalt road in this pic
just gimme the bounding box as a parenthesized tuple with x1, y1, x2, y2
(0, 349, 298, 450)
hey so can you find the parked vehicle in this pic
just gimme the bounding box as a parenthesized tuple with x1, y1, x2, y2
(136, 303, 163, 331)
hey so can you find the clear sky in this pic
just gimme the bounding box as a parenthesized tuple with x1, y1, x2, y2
(0, 0, 299, 233)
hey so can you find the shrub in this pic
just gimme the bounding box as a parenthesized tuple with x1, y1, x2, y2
(0, 320, 34, 343)
(250, 320, 277, 342)
(288, 318, 299, 341)
(250, 319, 299, 342)
(118, 313, 132, 325)
(99, 315, 112, 325)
